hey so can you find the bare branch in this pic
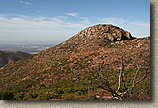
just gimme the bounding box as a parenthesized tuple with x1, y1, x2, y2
(132, 65, 141, 88)
(117, 57, 127, 92)
(131, 68, 149, 94)
(135, 69, 148, 86)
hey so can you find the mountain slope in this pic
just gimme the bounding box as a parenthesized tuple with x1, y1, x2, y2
(0, 24, 150, 100)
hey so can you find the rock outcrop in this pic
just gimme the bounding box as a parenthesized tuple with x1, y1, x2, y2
(70, 24, 133, 43)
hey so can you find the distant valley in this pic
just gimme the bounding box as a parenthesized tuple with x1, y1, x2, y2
(0, 43, 55, 68)
(0, 44, 55, 54)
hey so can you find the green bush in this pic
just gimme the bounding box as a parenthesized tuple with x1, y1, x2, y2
(14, 92, 25, 100)
(0, 91, 14, 100)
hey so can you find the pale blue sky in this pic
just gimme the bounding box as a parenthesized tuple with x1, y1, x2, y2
(0, 0, 150, 44)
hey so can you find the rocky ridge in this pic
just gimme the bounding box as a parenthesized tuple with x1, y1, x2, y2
(70, 24, 132, 42)
(60, 24, 133, 48)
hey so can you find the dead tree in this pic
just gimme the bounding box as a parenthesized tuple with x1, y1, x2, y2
(95, 57, 149, 100)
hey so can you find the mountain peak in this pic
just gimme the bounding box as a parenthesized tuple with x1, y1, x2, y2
(59, 24, 134, 51)
(70, 24, 133, 43)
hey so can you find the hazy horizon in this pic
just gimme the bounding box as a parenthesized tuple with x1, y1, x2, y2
(0, 40, 61, 45)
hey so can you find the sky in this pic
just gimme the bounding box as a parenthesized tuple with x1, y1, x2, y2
(0, 0, 150, 44)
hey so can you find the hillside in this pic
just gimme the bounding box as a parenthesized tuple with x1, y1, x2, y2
(0, 51, 31, 68)
(0, 24, 150, 100)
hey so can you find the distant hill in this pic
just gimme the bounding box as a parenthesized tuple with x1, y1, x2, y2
(0, 24, 150, 100)
(0, 51, 31, 68)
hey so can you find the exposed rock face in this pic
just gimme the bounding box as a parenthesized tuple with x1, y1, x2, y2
(70, 24, 133, 42)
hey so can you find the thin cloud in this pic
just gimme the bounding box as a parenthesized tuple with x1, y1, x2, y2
(98, 17, 129, 26)
(0, 14, 88, 28)
(19, 1, 32, 5)
(98, 17, 149, 28)
(64, 13, 78, 17)
(0, 14, 150, 42)
(0, 13, 89, 41)
(80, 17, 91, 24)
(98, 17, 150, 37)
(129, 21, 149, 27)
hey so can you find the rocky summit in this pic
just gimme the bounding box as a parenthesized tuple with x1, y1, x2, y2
(70, 24, 133, 42)
(0, 24, 150, 100)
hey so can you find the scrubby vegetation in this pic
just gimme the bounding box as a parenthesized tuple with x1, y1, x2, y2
(0, 66, 150, 100)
